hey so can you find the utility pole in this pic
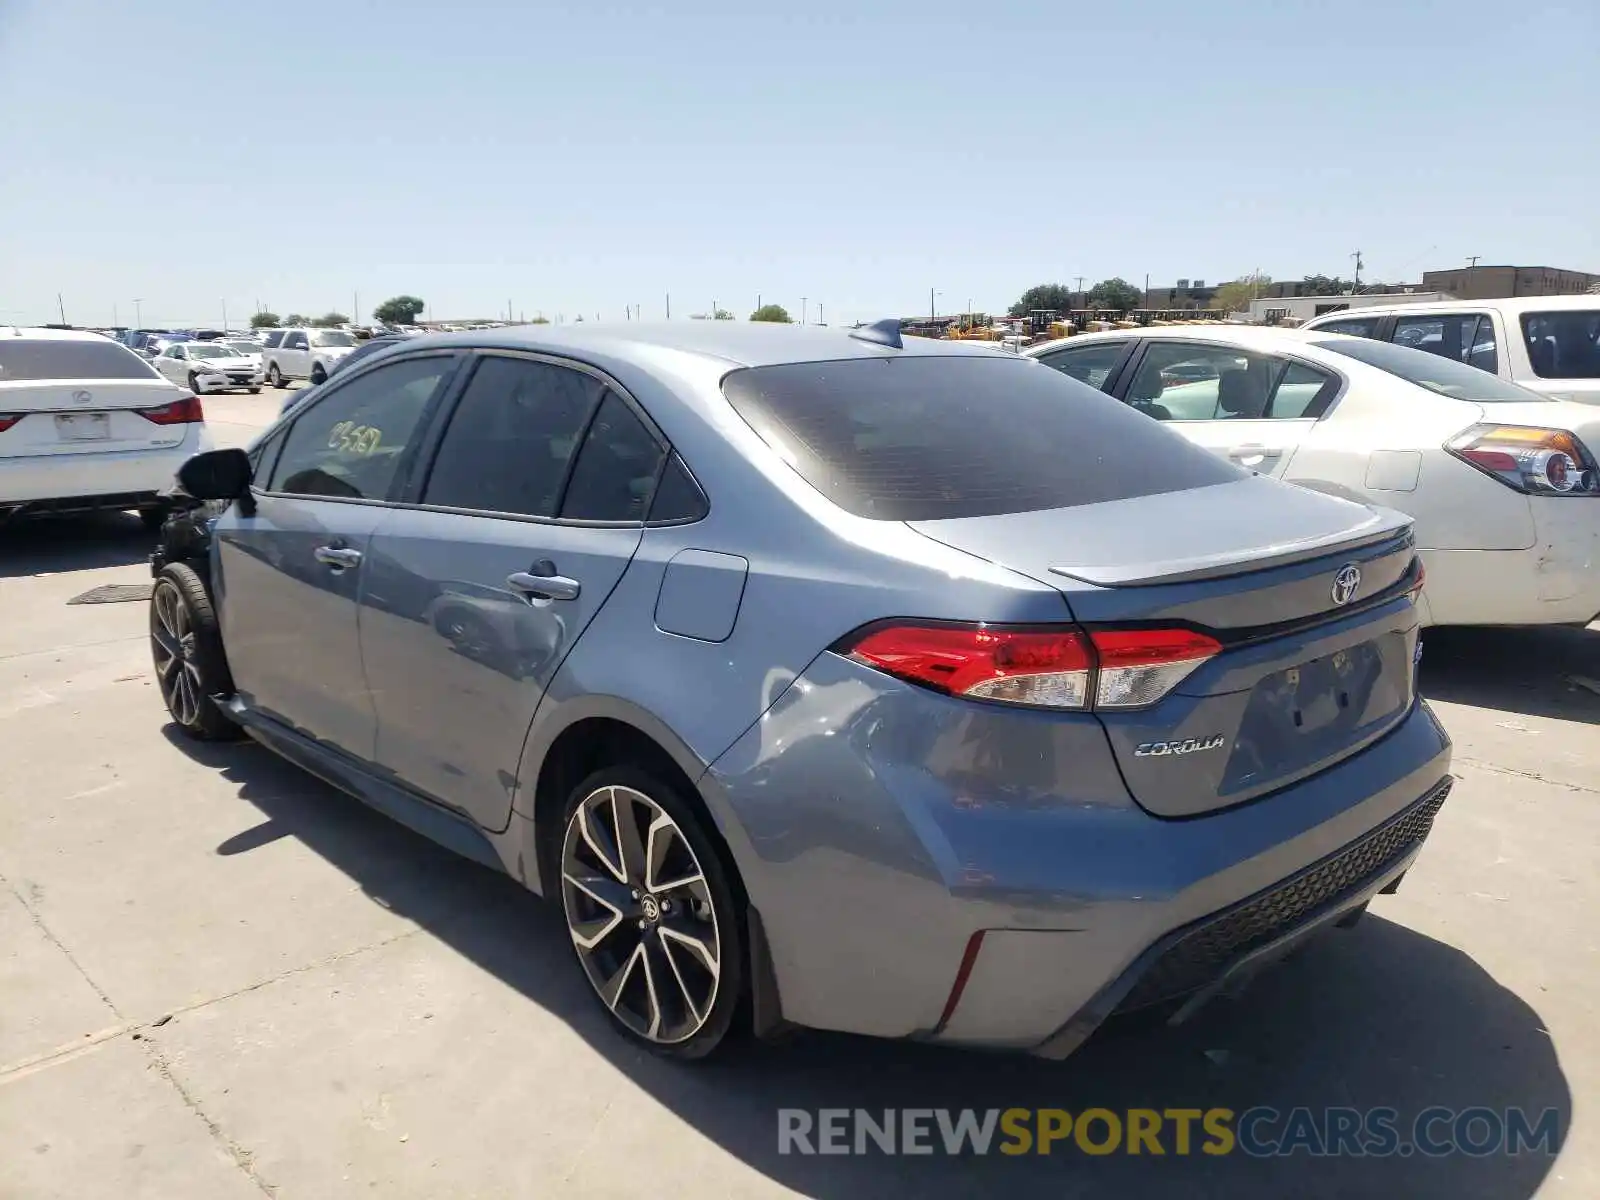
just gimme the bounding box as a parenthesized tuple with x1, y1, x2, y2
(818, 303, 823, 325)
(508, 299, 513, 325)
(354, 292, 359, 324)
(57, 294, 66, 325)
(801, 297, 807, 325)
(930, 287, 935, 322)
(665, 293, 671, 319)
(113, 302, 119, 327)
(134, 298, 143, 328)
(1351, 250, 1364, 293)
(1466, 255, 1481, 299)
(222, 300, 228, 332)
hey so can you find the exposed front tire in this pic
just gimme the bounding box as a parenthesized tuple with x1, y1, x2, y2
(559, 766, 746, 1059)
(150, 563, 242, 741)
(310, 365, 327, 385)
(268, 363, 285, 388)
(248, 386, 261, 394)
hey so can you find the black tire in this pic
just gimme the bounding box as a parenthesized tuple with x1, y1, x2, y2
(558, 765, 746, 1060)
(248, 386, 261, 394)
(149, 563, 242, 741)
(187, 371, 203, 393)
(268, 363, 285, 388)
(310, 365, 327, 385)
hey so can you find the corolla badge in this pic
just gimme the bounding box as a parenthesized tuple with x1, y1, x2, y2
(1134, 735, 1226, 758)
(1330, 564, 1362, 606)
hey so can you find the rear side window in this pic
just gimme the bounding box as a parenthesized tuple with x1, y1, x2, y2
(1311, 316, 1380, 338)
(1393, 313, 1499, 373)
(422, 356, 604, 518)
(1522, 310, 1600, 379)
(1034, 341, 1127, 390)
(720, 356, 1240, 521)
(648, 454, 709, 523)
(559, 392, 667, 522)
(0, 339, 159, 381)
(262, 331, 285, 348)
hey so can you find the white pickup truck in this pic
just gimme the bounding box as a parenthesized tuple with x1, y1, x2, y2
(260, 327, 359, 388)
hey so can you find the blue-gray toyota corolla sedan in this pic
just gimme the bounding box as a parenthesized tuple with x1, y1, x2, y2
(150, 320, 1452, 1059)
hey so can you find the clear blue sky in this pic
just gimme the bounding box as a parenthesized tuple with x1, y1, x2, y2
(1, 0, 1594, 328)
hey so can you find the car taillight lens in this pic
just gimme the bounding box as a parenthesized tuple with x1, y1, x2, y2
(1446, 424, 1599, 495)
(0, 413, 24, 433)
(1088, 628, 1223, 708)
(839, 621, 1220, 710)
(135, 394, 204, 425)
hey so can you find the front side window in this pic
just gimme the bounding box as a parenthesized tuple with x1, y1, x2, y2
(1124, 343, 1325, 421)
(1034, 341, 1128, 391)
(1393, 313, 1498, 373)
(1313, 316, 1380, 338)
(721, 355, 1239, 521)
(267, 356, 453, 499)
(1522, 310, 1600, 379)
(285, 332, 309, 350)
(422, 356, 605, 518)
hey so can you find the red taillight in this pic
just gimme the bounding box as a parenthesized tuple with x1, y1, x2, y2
(840, 621, 1220, 710)
(0, 413, 24, 433)
(1088, 628, 1222, 708)
(135, 394, 204, 425)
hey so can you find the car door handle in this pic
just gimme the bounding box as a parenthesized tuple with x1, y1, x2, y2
(314, 546, 363, 569)
(1227, 444, 1280, 467)
(506, 570, 581, 602)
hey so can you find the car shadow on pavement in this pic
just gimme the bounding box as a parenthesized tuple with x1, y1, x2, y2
(165, 731, 1570, 1200)
(0, 511, 154, 578)
(1422, 623, 1600, 723)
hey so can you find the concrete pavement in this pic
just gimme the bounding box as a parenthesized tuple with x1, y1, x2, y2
(1, 389, 1596, 1197)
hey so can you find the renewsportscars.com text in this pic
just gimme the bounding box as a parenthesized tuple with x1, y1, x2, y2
(777, 1106, 1561, 1158)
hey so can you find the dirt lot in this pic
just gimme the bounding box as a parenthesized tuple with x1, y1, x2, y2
(1, 391, 1596, 1198)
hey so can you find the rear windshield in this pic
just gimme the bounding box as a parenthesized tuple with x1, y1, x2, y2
(1309, 337, 1546, 403)
(1521, 310, 1600, 379)
(720, 355, 1241, 521)
(312, 331, 356, 348)
(0, 339, 159, 381)
(189, 344, 240, 359)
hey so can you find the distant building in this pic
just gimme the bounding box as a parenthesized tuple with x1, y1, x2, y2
(1142, 280, 1217, 310)
(1419, 265, 1600, 300)
(1246, 291, 1455, 326)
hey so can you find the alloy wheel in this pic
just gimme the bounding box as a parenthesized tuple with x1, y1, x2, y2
(151, 580, 204, 727)
(561, 785, 722, 1044)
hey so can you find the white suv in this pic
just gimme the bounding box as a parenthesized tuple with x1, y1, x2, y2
(0, 328, 213, 526)
(1302, 294, 1600, 406)
(260, 327, 359, 388)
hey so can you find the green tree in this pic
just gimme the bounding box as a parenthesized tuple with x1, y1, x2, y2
(374, 295, 426, 325)
(750, 304, 791, 323)
(249, 311, 281, 329)
(312, 312, 350, 328)
(1211, 274, 1273, 313)
(285, 313, 310, 327)
(1087, 278, 1141, 312)
(714, 308, 734, 320)
(1008, 284, 1076, 317)
(530, 316, 550, 324)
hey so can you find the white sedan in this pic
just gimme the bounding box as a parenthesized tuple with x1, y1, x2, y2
(151, 341, 261, 394)
(1027, 325, 1600, 628)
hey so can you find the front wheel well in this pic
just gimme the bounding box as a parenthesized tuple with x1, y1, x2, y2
(531, 717, 737, 898)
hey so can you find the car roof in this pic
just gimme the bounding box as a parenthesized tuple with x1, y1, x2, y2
(383, 321, 1020, 370)
(1308, 294, 1600, 321)
(0, 326, 116, 343)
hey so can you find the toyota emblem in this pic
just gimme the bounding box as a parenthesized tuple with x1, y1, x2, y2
(1331, 564, 1362, 606)
(71, 390, 92, 404)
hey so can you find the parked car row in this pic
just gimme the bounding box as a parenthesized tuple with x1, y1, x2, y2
(147, 320, 1453, 1063)
(1027, 324, 1600, 629)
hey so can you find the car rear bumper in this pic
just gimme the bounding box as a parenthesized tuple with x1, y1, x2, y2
(1420, 498, 1600, 626)
(705, 652, 1453, 1054)
(0, 433, 207, 509)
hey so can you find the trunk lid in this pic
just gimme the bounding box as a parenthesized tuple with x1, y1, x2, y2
(910, 476, 1422, 818)
(0, 379, 193, 457)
